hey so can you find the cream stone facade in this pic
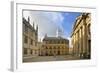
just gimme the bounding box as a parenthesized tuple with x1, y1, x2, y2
(38, 42, 43, 56)
(40, 35, 69, 56)
(71, 13, 91, 58)
(23, 17, 38, 57)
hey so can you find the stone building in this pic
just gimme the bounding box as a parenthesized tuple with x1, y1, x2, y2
(23, 17, 38, 57)
(71, 13, 91, 58)
(38, 41, 43, 56)
(41, 34, 69, 56)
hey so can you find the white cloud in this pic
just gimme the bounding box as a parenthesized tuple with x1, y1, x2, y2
(23, 10, 69, 42)
(43, 12, 64, 30)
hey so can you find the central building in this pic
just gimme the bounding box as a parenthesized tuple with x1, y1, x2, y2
(41, 28, 69, 56)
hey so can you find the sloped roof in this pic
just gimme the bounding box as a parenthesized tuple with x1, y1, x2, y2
(43, 36, 69, 42)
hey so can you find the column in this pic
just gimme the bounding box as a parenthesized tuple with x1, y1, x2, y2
(73, 34, 75, 55)
(73, 34, 75, 54)
(87, 24, 91, 58)
(75, 33, 76, 55)
(73, 35, 75, 55)
(75, 33, 77, 55)
(81, 27, 83, 56)
(77, 30, 80, 56)
(79, 27, 82, 57)
(76, 32, 78, 56)
(82, 16, 87, 58)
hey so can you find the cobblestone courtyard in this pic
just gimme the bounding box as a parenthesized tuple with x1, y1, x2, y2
(23, 55, 83, 62)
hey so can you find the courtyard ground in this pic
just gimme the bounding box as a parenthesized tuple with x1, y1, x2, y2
(23, 55, 86, 62)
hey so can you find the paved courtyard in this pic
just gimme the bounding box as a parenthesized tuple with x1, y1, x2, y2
(23, 55, 83, 62)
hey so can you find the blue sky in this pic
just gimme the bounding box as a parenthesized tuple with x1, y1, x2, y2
(61, 12, 81, 37)
(23, 11, 81, 41)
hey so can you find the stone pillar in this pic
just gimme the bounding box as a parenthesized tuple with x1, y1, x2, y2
(80, 27, 83, 58)
(86, 24, 91, 58)
(82, 16, 87, 58)
(72, 36, 74, 55)
(81, 27, 83, 57)
(79, 29, 81, 57)
(74, 34, 75, 55)
(74, 33, 76, 55)
(76, 32, 78, 56)
(72, 35, 74, 55)
(73, 34, 75, 55)
(77, 30, 80, 56)
(75, 33, 77, 55)
(76, 33, 77, 55)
